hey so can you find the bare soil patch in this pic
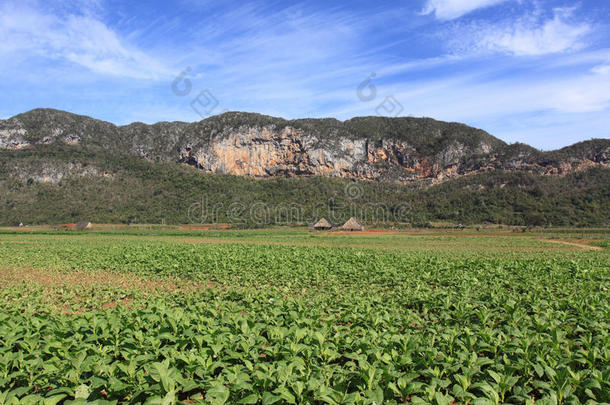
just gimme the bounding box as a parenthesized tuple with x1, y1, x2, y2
(0, 267, 190, 291)
(537, 239, 603, 251)
(0, 267, 216, 314)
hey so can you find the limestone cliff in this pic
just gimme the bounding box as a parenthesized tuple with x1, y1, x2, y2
(1, 108, 608, 183)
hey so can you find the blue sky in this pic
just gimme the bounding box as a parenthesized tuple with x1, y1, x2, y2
(0, 0, 609, 149)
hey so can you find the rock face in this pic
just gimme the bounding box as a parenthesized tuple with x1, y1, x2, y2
(1, 108, 609, 183)
(177, 127, 495, 182)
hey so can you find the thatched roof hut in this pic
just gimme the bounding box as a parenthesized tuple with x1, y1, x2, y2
(75, 221, 92, 230)
(341, 217, 364, 231)
(312, 217, 334, 230)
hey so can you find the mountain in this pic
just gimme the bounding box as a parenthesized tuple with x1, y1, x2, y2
(1, 108, 609, 226)
(3, 108, 609, 182)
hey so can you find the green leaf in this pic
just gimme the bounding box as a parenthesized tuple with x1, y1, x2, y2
(43, 395, 67, 405)
(74, 384, 90, 400)
(237, 393, 258, 404)
(487, 370, 502, 385)
(262, 392, 282, 405)
(434, 392, 452, 405)
(144, 391, 175, 405)
(366, 386, 384, 405)
(273, 387, 296, 404)
(206, 385, 230, 405)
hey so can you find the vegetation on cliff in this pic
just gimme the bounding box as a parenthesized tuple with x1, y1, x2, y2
(1, 144, 608, 226)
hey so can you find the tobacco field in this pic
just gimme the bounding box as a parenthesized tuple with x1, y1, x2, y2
(0, 231, 608, 404)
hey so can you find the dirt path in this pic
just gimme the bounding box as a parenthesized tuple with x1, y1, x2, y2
(538, 239, 603, 251)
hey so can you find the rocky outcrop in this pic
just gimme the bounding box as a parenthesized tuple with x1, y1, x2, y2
(5, 161, 107, 183)
(174, 125, 502, 182)
(1, 108, 609, 183)
(458, 141, 610, 178)
(0, 126, 29, 149)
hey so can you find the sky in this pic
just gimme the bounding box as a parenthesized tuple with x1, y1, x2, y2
(0, 0, 609, 149)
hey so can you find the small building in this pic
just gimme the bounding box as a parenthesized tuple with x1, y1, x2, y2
(75, 221, 92, 230)
(12, 222, 24, 227)
(341, 217, 364, 231)
(312, 217, 334, 230)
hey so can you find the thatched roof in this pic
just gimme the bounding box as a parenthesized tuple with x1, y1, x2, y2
(75, 221, 92, 230)
(342, 217, 364, 231)
(313, 217, 334, 230)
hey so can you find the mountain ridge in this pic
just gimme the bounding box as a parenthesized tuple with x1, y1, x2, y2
(2, 108, 609, 184)
(1, 108, 609, 226)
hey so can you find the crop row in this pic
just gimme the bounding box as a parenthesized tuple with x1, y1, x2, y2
(0, 238, 608, 403)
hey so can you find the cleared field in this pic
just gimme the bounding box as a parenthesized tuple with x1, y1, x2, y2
(0, 229, 609, 404)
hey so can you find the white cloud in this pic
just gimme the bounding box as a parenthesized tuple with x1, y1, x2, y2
(547, 66, 610, 112)
(0, 1, 170, 79)
(422, 0, 509, 20)
(325, 48, 610, 148)
(397, 67, 610, 119)
(163, 4, 381, 118)
(60, 16, 170, 79)
(591, 64, 610, 75)
(463, 8, 592, 56)
(1, 0, 607, 149)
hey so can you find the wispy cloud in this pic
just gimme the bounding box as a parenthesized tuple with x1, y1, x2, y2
(327, 47, 610, 148)
(165, 3, 390, 118)
(479, 8, 591, 55)
(449, 7, 592, 56)
(0, 0, 608, 149)
(422, 0, 510, 20)
(0, 1, 170, 79)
